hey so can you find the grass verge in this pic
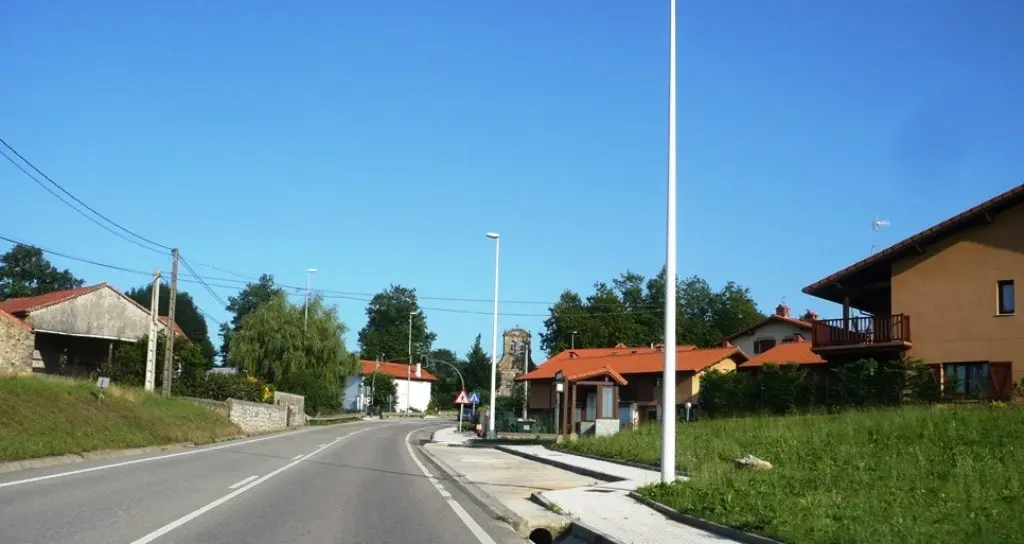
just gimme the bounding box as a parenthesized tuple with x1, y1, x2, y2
(0, 375, 243, 462)
(556, 405, 1024, 544)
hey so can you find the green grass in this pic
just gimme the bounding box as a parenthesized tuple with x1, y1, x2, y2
(557, 405, 1024, 544)
(0, 375, 244, 462)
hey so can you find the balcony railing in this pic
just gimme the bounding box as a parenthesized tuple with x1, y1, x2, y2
(811, 314, 911, 348)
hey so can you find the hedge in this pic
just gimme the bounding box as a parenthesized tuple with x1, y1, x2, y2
(699, 358, 942, 418)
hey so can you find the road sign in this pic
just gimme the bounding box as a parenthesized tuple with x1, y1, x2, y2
(468, 392, 481, 404)
(454, 390, 470, 405)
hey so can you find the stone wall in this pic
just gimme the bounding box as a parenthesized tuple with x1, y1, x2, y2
(0, 314, 34, 375)
(273, 391, 306, 426)
(227, 399, 288, 434)
(182, 397, 231, 418)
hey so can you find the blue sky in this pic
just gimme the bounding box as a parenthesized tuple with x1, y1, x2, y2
(2, 1, 1022, 363)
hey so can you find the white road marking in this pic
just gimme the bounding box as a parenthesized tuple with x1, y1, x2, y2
(130, 428, 370, 544)
(227, 475, 259, 489)
(0, 426, 338, 490)
(404, 429, 496, 544)
(292, 454, 303, 460)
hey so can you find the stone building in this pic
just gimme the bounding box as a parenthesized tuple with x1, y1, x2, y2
(0, 284, 185, 376)
(0, 309, 34, 374)
(495, 327, 535, 397)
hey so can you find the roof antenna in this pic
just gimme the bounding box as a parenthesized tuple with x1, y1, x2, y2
(870, 217, 891, 254)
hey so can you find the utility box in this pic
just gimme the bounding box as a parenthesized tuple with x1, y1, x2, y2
(516, 419, 536, 433)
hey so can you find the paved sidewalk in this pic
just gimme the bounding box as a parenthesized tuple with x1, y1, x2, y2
(431, 426, 476, 446)
(500, 445, 739, 544)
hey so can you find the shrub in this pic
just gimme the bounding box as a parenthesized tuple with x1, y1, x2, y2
(173, 372, 264, 402)
(700, 357, 944, 418)
(275, 369, 341, 415)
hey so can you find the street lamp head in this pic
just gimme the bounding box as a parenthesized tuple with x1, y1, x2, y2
(307, 268, 318, 273)
(485, 232, 500, 239)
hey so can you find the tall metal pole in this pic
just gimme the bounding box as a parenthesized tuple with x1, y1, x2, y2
(521, 332, 529, 420)
(144, 269, 160, 392)
(407, 312, 413, 413)
(162, 249, 179, 397)
(661, 0, 678, 483)
(304, 268, 316, 331)
(486, 232, 500, 439)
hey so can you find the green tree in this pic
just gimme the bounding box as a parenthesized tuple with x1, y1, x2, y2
(103, 332, 207, 387)
(126, 284, 216, 366)
(219, 274, 284, 364)
(426, 348, 463, 410)
(0, 244, 84, 299)
(463, 334, 498, 404)
(540, 268, 764, 355)
(227, 292, 358, 391)
(357, 284, 437, 361)
(364, 372, 398, 412)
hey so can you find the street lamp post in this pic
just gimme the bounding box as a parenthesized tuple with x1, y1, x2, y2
(486, 232, 500, 439)
(661, 0, 678, 484)
(407, 312, 414, 413)
(304, 268, 317, 330)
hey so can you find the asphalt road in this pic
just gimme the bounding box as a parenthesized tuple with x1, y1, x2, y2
(0, 420, 527, 544)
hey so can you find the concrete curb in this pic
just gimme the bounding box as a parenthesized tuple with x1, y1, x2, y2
(562, 521, 629, 544)
(415, 443, 536, 536)
(494, 445, 623, 483)
(627, 491, 783, 544)
(543, 444, 690, 478)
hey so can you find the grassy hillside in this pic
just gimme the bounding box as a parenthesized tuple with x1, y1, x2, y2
(557, 405, 1024, 544)
(0, 375, 243, 462)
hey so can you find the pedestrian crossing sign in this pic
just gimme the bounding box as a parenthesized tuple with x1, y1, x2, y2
(468, 392, 481, 404)
(454, 390, 470, 405)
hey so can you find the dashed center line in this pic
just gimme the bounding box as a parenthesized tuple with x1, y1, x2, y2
(228, 475, 259, 489)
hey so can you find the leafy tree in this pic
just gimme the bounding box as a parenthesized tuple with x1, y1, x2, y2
(276, 369, 341, 415)
(227, 293, 358, 391)
(463, 334, 499, 405)
(364, 372, 398, 412)
(540, 268, 764, 355)
(219, 274, 284, 363)
(357, 284, 437, 361)
(425, 348, 462, 410)
(104, 332, 206, 387)
(126, 284, 216, 366)
(0, 244, 84, 299)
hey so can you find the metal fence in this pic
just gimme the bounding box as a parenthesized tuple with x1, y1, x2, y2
(493, 411, 557, 434)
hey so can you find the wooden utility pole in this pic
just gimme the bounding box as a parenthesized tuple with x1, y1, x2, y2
(161, 249, 179, 397)
(144, 268, 161, 392)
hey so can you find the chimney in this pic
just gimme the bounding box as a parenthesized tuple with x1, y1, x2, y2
(415, 363, 422, 378)
(803, 310, 819, 321)
(775, 303, 790, 318)
(721, 340, 734, 348)
(569, 351, 579, 360)
(614, 342, 627, 348)
(793, 335, 805, 343)
(654, 343, 665, 352)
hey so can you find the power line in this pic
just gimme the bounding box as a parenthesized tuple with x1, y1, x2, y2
(0, 148, 168, 254)
(0, 234, 669, 319)
(0, 137, 173, 253)
(179, 254, 229, 309)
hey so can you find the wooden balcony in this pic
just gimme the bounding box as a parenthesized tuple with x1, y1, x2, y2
(811, 314, 912, 355)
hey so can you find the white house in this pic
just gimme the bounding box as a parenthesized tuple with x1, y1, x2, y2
(342, 360, 438, 413)
(722, 303, 814, 356)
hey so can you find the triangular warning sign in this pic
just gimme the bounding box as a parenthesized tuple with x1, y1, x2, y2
(454, 390, 470, 405)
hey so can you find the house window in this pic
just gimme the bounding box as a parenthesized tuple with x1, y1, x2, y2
(943, 363, 989, 399)
(997, 280, 1015, 315)
(753, 338, 776, 354)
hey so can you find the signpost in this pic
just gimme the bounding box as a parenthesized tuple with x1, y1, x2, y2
(468, 392, 480, 427)
(454, 390, 470, 430)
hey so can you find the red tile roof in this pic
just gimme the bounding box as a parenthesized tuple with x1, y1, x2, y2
(518, 346, 747, 382)
(544, 344, 698, 363)
(563, 365, 629, 385)
(0, 284, 106, 315)
(360, 360, 438, 382)
(740, 339, 825, 367)
(0, 309, 32, 332)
